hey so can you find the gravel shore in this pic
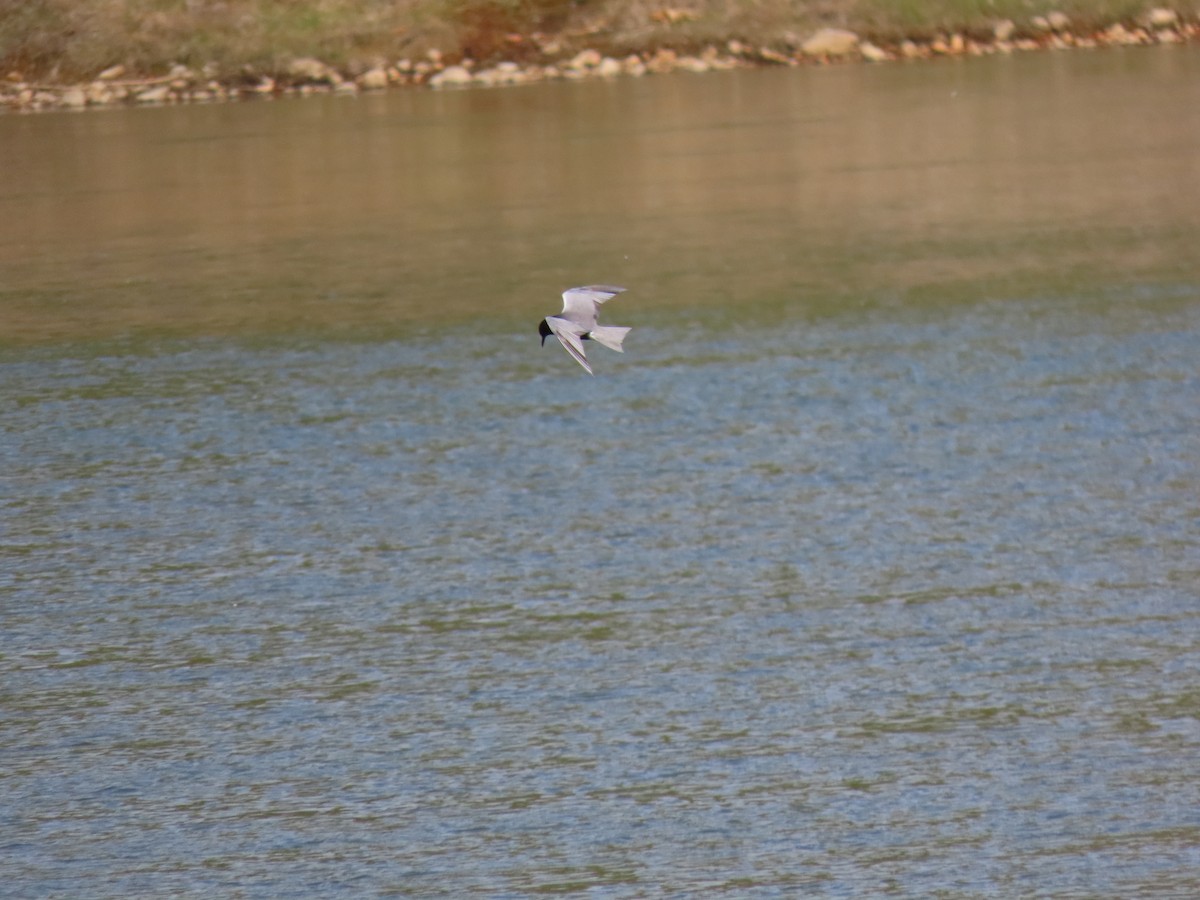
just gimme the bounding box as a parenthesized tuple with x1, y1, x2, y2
(3, 8, 1194, 113)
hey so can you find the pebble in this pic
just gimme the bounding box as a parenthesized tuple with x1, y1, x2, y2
(860, 42, 889, 62)
(622, 55, 647, 77)
(287, 57, 335, 83)
(60, 87, 87, 108)
(595, 57, 623, 78)
(646, 48, 678, 73)
(801, 27, 860, 58)
(1148, 7, 1178, 27)
(1047, 11, 1071, 31)
(568, 48, 602, 70)
(753, 47, 789, 65)
(136, 85, 171, 104)
(428, 65, 472, 88)
(474, 62, 527, 86)
(4, 14, 1199, 113)
(357, 67, 389, 90)
(86, 82, 111, 104)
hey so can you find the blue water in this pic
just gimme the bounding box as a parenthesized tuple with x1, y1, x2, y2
(5, 44, 1200, 897)
(3, 287, 1199, 896)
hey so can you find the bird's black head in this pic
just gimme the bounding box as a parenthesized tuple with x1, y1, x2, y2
(538, 319, 552, 346)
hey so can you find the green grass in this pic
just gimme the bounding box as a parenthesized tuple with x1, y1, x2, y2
(0, 0, 430, 78)
(0, 0, 1186, 80)
(857, 0, 1157, 38)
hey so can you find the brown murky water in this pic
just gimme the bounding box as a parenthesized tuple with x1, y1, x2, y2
(2, 49, 1199, 896)
(3, 47, 1198, 343)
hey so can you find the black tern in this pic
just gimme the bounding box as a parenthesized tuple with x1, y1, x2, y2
(538, 285, 631, 375)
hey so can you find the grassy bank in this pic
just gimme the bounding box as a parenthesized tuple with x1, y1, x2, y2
(1, 0, 1188, 83)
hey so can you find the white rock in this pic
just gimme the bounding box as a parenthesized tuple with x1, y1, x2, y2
(475, 63, 526, 86)
(98, 64, 126, 81)
(622, 55, 647, 76)
(676, 56, 709, 73)
(428, 65, 473, 88)
(1047, 11, 1070, 31)
(136, 85, 171, 103)
(490, 61, 525, 83)
(646, 48, 678, 73)
(86, 82, 112, 104)
(357, 66, 388, 90)
(595, 57, 623, 77)
(801, 28, 859, 57)
(288, 57, 334, 82)
(1147, 7, 1178, 27)
(993, 19, 1016, 42)
(568, 49, 602, 70)
(1105, 23, 1132, 43)
(860, 41, 889, 62)
(758, 47, 793, 65)
(60, 87, 87, 108)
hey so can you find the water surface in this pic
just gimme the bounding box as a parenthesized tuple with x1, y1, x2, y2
(2, 49, 1200, 896)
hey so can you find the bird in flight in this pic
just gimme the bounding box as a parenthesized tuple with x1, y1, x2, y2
(538, 285, 631, 375)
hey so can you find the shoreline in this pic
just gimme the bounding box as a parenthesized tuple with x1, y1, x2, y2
(3, 9, 1196, 114)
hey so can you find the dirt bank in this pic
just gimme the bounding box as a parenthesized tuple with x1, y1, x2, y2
(1, 1, 1195, 112)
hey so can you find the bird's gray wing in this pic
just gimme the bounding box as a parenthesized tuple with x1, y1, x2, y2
(561, 285, 626, 324)
(545, 316, 593, 375)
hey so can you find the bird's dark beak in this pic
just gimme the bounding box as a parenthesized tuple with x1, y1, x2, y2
(538, 319, 551, 346)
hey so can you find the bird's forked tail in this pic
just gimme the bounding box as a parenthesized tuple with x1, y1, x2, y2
(589, 325, 631, 352)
